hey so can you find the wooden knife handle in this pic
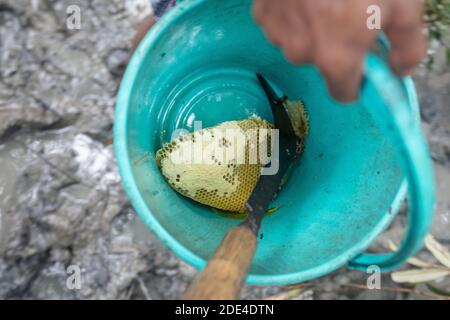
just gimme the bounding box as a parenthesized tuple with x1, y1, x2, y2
(183, 225, 258, 300)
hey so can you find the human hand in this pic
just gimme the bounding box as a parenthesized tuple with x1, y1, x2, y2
(253, 0, 426, 102)
(130, 15, 157, 56)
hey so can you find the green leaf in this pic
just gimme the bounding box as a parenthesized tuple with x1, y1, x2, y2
(426, 283, 450, 297)
(446, 47, 450, 65)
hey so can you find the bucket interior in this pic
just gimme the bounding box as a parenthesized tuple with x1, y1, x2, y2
(120, 0, 405, 283)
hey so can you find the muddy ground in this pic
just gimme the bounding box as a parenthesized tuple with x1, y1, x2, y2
(0, 0, 449, 299)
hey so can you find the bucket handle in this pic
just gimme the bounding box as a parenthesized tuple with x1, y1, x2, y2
(348, 54, 435, 272)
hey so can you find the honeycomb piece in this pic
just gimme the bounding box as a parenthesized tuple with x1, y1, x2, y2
(156, 102, 308, 213)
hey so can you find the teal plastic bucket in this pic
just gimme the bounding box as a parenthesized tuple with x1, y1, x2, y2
(114, 0, 435, 285)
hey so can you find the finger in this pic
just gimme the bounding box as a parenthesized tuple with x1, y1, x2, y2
(387, 26, 427, 76)
(252, 0, 270, 24)
(252, 0, 287, 46)
(281, 0, 312, 64)
(130, 15, 156, 56)
(282, 34, 312, 64)
(315, 47, 364, 102)
(385, 0, 426, 75)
